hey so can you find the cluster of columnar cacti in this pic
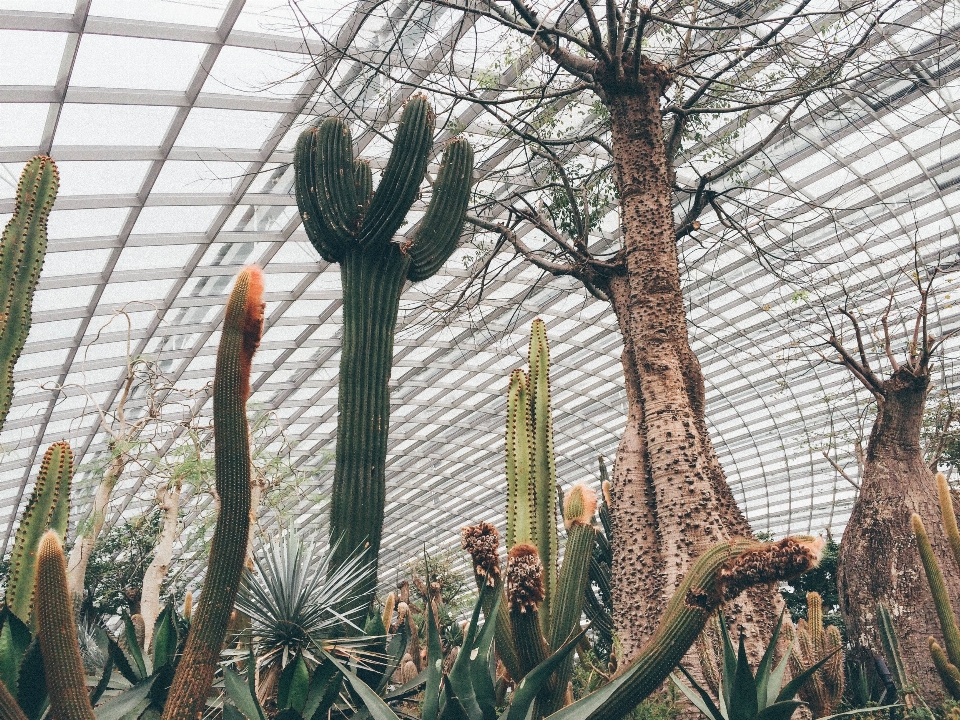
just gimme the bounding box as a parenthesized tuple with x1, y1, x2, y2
(911, 472, 960, 699)
(293, 96, 474, 611)
(783, 592, 844, 717)
(0, 267, 265, 720)
(461, 319, 601, 717)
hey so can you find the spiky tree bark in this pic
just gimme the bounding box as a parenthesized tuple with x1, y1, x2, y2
(830, 274, 959, 699)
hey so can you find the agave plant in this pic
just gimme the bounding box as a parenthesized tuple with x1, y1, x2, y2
(234, 535, 372, 703)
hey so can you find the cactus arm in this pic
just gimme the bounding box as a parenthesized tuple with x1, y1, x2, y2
(357, 97, 435, 248)
(6, 442, 72, 624)
(528, 319, 558, 633)
(294, 129, 347, 263)
(550, 521, 594, 651)
(937, 472, 960, 572)
(46, 443, 72, 542)
(407, 138, 474, 282)
(507, 370, 535, 547)
(546, 537, 823, 720)
(162, 267, 263, 720)
(315, 118, 360, 239)
(0, 157, 57, 432)
(912, 514, 960, 667)
(930, 639, 960, 699)
(356, 160, 373, 215)
(34, 531, 95, 720)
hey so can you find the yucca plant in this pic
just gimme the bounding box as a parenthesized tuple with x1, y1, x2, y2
(234, 535, 372, 703)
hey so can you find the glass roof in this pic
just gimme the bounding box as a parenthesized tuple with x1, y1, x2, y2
(0, 0, 958, 589)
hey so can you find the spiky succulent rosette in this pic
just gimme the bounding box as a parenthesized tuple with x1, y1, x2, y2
(462, 521, 501, 586)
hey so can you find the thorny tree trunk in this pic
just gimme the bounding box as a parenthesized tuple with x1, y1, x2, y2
(837, 367, 960, 700)
(141, 483, 181, 650)
(66, 446, 130, 607)
(597, 63, 780, 662)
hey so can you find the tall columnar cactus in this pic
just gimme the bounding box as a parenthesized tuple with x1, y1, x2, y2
(34, 531, 95, 720)
(911, 473, 960, 699)
(5, 441, 73, 624)
(293, 96, 473, 609)
(0, 156, 57, 432)
(788, 592, 844, 717)
(161, 266, 264, 720)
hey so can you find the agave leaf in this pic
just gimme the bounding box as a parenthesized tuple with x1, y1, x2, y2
(766, 647, 791, 708)
(16, 637, 46, 720)
(440, 676, 471, 720)
(0, 609, 31, 696)
(224, 665, 266, 720)
(224, 706, 249, 720)
(472, 591, 502, 720)
(729, 634, 757, 720)
(278, 653, 310, 712)
(775, 649, 838, 704)
(755, 701, 804, 720)
(376, 619, 409, 695)
(122, 611, 148, 679)
(718, 615, 737, 715)
(152, 603, 178, 670)
(90, 656, 113, 706)
(448, 586, 492, 720)
(671, 668, 723, 720)
(321, 649, 403, 720)
(383, 667, 429, 700)
(755, 611, 786, 708)
(500, 627, 587, 720)
(94, 676, 156, 720)
(304, 658, 342, 720)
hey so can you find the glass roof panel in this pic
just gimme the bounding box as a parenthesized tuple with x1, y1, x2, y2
(70, 35, 206, 92)
(53, 104, 178, 147)
(0, 104, 49, 146)
(89, 0, 229, 26)
(0, 31, 67, 86)
(175, 108, 284, 149)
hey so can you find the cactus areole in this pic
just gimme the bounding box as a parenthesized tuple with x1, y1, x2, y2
(293, 96, 473, 611)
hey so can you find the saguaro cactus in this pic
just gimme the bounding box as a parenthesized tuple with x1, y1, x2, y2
(5, 441, 73, 624)
(293, 96, 473, 608)
(0, 156, 57, 432)
(162, 266, 264, 720)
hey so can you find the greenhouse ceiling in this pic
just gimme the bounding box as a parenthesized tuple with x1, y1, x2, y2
(0, 0, 958, 587)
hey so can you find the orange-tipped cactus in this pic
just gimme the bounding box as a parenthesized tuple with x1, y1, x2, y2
(161, 267, 264, 720)
(34, 531, 94, 720)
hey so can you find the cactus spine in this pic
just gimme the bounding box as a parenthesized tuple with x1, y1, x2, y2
(788, 592, 844, 717)
(5, 441, 73, 624)
(293, 96, 473, 611)
(0, 156, 57, 431)
(161, 266, 264, 720)
(34, 531, 94, 720)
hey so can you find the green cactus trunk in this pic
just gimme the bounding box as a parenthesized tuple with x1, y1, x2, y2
(0, 156, 57, 432)
(162, 267, 263, 720)
(913, 514, 960, 668)
(328, 244, 409, 609)
(6, 441, 73, 625)
(293, 97, 473, 615)
(34, 531, 95, 720)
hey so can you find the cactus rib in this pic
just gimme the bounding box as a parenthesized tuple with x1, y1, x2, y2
(938, 472, 960, 571)
(162, 266, 264, 720)
(6, 441, 73, 624)
(34, 531, 95, 720)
